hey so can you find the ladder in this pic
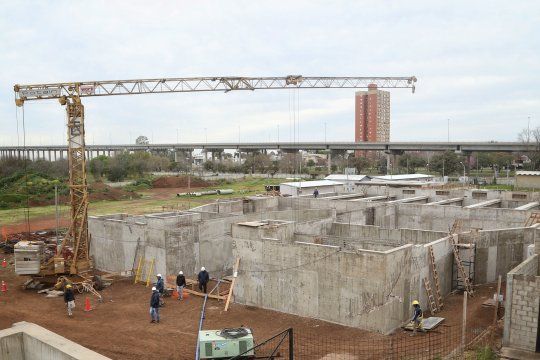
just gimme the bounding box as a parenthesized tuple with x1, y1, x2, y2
(524, 212, 540, 227)
(450, 219, 463, 234)
(428, 246, 443, 310)
(452, 237, 474, 296)
(423, 277, 438, 314)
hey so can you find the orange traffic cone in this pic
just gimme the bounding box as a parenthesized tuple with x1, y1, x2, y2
(1, 259, 6, 268)
(1, 281, 7, 292)
(84, 297, 92, 312)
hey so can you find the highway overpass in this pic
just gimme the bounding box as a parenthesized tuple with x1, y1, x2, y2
(0, 141, 535, 161)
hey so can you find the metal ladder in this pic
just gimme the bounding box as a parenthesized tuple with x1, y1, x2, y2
(428, 246, 443, 310)
(423, 277, 438, 314)
(452, 237, 474, 296)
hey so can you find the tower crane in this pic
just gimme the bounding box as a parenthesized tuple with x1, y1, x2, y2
(13, 75, 417, 276)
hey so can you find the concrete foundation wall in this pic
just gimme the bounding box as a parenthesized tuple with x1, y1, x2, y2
(0, 322, 110, 360)
(232, 233, 414, 334)
(503, 255, 540, 351)
(375, 204, 531, 232)
(459, 228, 534, 284)
(329, 223, 448, 245)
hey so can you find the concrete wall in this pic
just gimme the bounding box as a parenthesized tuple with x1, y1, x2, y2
(89, 211, 239, 279)
(503, 255, 540, 351)
(375, 204, 531, 232)
(329, 223, 448, 245)
(0, 322, 110, 360)
(459, 228, 535, 285)
(516, 175, 540, 189)
(232, 230, 414, 334)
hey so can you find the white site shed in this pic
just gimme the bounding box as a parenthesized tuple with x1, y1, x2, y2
(324, 174, 369, 183)
(370, 174, 434, 182)
(280, 180, 343, 197)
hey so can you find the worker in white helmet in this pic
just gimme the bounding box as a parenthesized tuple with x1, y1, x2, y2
(155, 274, 164, 294)
(176, 271, 186, 300)
(410, 300, 423, 336)
(150, 286, 160, 323)
(198, 266, 209, 293)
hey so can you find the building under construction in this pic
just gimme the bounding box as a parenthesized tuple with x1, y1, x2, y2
(88, 185, 540, 353)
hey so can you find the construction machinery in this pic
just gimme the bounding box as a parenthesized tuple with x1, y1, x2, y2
(199, 328, 255, 359)
(13, 75, 417, 276)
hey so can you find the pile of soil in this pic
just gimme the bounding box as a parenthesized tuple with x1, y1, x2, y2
(152, 175, 211, 188)
(88, 182, 140, 201)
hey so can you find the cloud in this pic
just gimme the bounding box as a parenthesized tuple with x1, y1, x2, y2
(0, 0, 538, 146)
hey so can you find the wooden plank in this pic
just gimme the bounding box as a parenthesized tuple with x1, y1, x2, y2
(224, 258, 240, 312)
(183, 288, 226, 300)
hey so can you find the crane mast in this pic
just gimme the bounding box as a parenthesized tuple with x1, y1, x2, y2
(13, 75, 417, 275)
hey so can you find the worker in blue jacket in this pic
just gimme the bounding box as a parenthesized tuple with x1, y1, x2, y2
(410, 300, 423, 336)
(150, 287, 160, 323)
(156, 274, 164, 294)
(198, 267, 209, 293)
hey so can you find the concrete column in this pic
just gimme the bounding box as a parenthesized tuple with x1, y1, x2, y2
(386, 154, 391, 175)
(108, 150, 111, 157)
(327, 152, 332, 173)
(204, 150, 208, 162)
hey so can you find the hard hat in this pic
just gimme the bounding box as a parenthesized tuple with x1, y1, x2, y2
(152, 286, 157, 291)
(179, 271, 183, 275)
(201, 267, 206, 271)
(412, 300, 419, 306)
(65, 284, 72, 288)
(157, 274, 162, 278)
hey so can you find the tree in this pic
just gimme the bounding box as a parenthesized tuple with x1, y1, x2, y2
(89, 155, 109, 180)
(398, 154, 425, 173)
(517, 126, 540, 170)
(350, 156, 373, 174)
(430, 151, 462, 176)
(135, 135, 149, 145)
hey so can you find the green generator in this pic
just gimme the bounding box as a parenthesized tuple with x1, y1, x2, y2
(199, 328, 255, 359)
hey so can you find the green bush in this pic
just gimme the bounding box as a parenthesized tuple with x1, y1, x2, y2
(475, 346, 496, 360)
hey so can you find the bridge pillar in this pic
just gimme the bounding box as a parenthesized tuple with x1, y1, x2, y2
(327, 152, 331, 174)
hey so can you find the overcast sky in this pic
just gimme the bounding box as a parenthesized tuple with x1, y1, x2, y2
(0, 1, 538, 146)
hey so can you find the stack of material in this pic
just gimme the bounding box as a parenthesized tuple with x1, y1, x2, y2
(14, 241, 44, 275)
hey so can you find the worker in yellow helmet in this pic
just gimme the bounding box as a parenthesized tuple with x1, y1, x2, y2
(410, 300, 423, 336)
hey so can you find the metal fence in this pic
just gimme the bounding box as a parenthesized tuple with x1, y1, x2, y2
(243, 324, 498, 360)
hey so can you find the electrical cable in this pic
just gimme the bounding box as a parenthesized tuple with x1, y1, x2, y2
(21, 105, 31, 235)
(239, 248, 340, 274)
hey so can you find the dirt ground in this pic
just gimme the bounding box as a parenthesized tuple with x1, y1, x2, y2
(153, 175, 211, 188)
(0, 251, 502, 360)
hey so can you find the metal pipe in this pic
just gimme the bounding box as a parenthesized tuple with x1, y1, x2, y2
(195, 279, 222, 360)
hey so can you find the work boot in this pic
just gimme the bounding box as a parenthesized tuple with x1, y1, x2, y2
(150, 320, 155, 323)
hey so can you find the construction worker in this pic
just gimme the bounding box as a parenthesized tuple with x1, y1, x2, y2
(64, 284, 75, 317)
(313, 188, 319, 198)
(198, 267, 209, 293)
(156, 274, 164, 294)
(176, 270, 186, 300)
(150, 286, 160, 323)
(410, 300, 423, 336)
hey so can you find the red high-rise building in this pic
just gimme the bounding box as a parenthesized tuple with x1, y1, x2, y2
(355, 84, 390, 155)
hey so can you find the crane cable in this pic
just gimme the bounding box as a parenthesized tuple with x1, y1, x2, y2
(14, 99, 32, 235)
